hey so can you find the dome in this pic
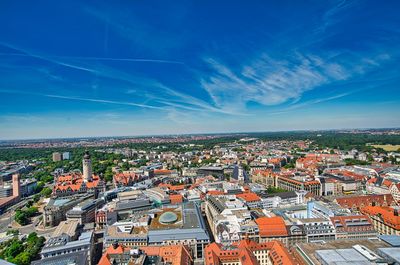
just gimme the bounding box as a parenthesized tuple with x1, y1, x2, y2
(159, 211, 178, 224)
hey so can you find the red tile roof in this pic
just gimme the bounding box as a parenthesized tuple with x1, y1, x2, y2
(361, 206, 400, 230)
(100, 244, 193, 265)
(236, 192, 261, 202)
(255, 216, 288, 237)
(336, 194, 395, 209)
(330, 215, 375, 233)
(169, 194, 183, 204)
(204, 239, 296, 265)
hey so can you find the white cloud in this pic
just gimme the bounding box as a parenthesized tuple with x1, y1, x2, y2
(201, 51, 389, 113)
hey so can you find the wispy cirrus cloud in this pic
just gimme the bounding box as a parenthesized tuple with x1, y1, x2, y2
(200, 51, 390, 113)
(0, 43, 225, 114)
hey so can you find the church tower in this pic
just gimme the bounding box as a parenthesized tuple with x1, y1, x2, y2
(82, 151, 93, 182)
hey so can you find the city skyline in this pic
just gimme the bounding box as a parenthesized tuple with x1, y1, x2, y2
(1, 0, 400, 140)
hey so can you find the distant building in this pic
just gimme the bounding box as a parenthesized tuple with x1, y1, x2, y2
(52, 152, 62, 162)
(251, 169, 277, 188)
(62, 152, 71, 160)
(53, 151, 105, 198)
(198, 166, 224, 178)
(113, 171, 141, 188)
(277, 175, 321, 196)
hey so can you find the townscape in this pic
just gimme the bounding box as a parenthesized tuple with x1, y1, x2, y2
(0, 130, 400, 265)
(1, 1, 400, 264)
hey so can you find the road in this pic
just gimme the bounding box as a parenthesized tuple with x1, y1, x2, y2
(0, 191, 56, 238)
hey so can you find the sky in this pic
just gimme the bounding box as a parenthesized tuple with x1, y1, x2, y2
(0, 0, 399, 140)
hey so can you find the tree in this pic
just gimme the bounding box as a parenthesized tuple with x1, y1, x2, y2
(32, 194, 40, 203)
(40, 187, 52, 198)
(27, 232, 38, 243)
(5, 241, 23, 259)
(15, 210, 29, 226)
(25, 207, 38, 217)
(25, 200, 33, 208)
(267, 187, 287, 194)
(104, 167, 114, 183)
(6, 229, 19, 236)
(12, 252, 30, 265)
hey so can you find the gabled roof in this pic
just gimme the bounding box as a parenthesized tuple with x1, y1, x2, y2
(255, 216, 288, 237)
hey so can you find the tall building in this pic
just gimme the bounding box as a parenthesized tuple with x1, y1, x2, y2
(52, 152, 62, 162)
(12, 173, 21, 199)
(83, 151, 93, 182)
(53, 150, 104, 198)
(0, 174, 22, 211)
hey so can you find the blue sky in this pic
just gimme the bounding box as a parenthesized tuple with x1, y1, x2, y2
(0, 0, 399, 139)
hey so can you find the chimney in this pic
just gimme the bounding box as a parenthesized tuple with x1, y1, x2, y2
(394, 209, 399, 216)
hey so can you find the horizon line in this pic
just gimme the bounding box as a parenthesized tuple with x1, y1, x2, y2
(1, 126, 399, 143)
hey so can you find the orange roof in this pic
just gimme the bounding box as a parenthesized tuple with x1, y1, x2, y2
(253, 169, 272, 176)
(55, 173, 101, 192)
(336, 194, 395, 209)
(100, 244, 192, 265)
(154, 169, 173, 174)
(169, 194, 183, 204)
(141, 245, 193, 265)
(382, 179, 393, 188)
(367, 178, 377, 184)
(361, 206, 400, 230)
(330, 215, 374, 233)
(169, 184, 185, 191)
(206, 190, 224, 195)
(113, 172, 139, 185)
(204, 239, 296, 265)
(98, 244, 128, 265)
(255, 216, 288, 237)
(236, 192, 261, 202)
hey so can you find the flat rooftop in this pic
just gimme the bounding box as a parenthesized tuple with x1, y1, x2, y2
(52, 220, 80, 238)
(296, 239, 390, 265)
